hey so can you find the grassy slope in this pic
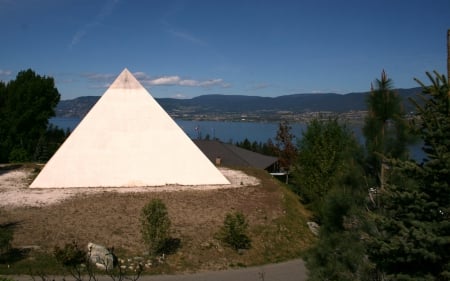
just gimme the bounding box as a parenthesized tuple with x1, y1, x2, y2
(0, 167, 315, 275)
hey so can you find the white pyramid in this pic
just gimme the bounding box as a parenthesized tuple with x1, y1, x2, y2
(30, 69, 230, 188)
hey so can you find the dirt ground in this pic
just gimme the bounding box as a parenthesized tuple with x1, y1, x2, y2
(0, 165, 286, 272)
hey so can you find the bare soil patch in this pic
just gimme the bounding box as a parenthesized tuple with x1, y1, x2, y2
(0, 165, 313, 273)
(0, 166, 259, 208)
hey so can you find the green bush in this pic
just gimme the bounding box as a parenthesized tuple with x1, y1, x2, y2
(218, 211, 251, 250)
(0, 224, 13, 256)
(54, 241, 86, 267)
(8, 148, 28, 163)
(141, 199, 171, 256)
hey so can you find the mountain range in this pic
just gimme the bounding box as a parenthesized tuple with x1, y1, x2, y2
(56, 87, 422, 120)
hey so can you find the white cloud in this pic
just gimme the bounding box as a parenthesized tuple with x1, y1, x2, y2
(69, 0, 119, 49)
(0, 69, 12, 76)
(178, 79, 197, 86)
(148, 76, 181, 86)
(70, 30, 87, 47)
(198, 79, 224, 87)
(136, 72, 228, 88)
(172, 93, 188, 99)
(132, 72, 147, 79)
(82, 72, 116, 82)
(0, 69, 13, 82)
(80, 71, 229, 90)
(168, 29, 206, 46)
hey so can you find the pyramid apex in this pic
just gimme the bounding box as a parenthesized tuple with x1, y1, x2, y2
(109, 68, 142, 90)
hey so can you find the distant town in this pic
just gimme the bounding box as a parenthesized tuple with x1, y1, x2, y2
(56, 87, 421, 123)
(167, 109, 368, 123)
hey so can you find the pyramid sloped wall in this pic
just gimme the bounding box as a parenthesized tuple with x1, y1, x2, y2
(30, 69, 230, 188)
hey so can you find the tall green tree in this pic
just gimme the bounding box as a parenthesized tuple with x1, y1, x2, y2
(0, 69, 60, 162)
(367, 71, 450, 280)
(363, 70, 409, 187)
(294, 118, 363, 218)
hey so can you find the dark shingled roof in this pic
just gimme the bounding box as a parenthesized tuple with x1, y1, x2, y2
(193, 140, 278, 170)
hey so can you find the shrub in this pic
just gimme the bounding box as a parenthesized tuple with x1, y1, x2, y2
(53, 241, 142, 281)
(54, 241, 86, 267)
(0, 223, 14, 257)
(141, 199, 171, 256)
(218, 211, 251, 250)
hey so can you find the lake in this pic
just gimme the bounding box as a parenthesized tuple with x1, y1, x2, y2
(50, 117, 425, 161)
(50, 117, 308, 143)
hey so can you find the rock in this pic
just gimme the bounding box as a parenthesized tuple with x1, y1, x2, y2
(133, 256, 144, 261)
(18, 245, 41, 250)
(307, 221, 320, 236)
(87, 242, 116, 270)
(200, 241, 211, 248)
(96, 263, 107, 270)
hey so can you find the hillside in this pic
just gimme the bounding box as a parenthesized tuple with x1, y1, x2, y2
(56, 88, 422, 120)
(0, 165, 314, 274)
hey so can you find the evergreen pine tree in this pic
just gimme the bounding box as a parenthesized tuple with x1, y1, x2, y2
(363, 70, 409, 188)
(367, 71, 450, 280)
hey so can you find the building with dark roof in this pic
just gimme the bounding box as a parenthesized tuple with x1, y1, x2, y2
(193, 140, 279, 172)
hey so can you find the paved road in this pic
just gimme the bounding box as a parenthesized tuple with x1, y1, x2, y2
(148, 259, 307, 281)
(7, 259, 308, 281)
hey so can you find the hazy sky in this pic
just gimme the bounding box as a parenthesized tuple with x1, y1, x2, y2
(1, 0, 449, 100)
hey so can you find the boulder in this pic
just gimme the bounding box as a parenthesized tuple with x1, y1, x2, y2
(87, 242, 116, 270)
(307, 221, 320, 236)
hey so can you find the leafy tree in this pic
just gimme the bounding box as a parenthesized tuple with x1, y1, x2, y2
(294, 118, 363, 217)
(274, 121, 297, 172)
(0, 69, 60, 162)
(34, 124, 70, 162)
(141, 199, 171, 256)
(363, 70, 409, 187)
(367, 71, 450, 280)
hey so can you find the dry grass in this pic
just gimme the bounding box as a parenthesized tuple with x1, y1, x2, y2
(0, 165, 315, 274)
